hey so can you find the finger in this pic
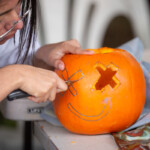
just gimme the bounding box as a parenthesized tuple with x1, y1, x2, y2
(56, 86, 68, 93)
(79, 49, 95, 55)
(65, 39, 81, 48)
(28, 96, 40, 103)
(28, 96, 48, 103)
(55, 76, 68, 92)
(62, 44, 94, 55)
(54, 59, 65, 70)
(48, 87, 57, 101)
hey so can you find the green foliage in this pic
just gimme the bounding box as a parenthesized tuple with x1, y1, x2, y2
(0, 112, 17, 128)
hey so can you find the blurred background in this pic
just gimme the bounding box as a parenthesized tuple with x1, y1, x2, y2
(38, 0, 150, 50)
(0, 0, 150, 150)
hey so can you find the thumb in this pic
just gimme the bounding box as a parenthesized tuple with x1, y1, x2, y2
(54, 60, 65, 70)
(56, 77, 68, 92)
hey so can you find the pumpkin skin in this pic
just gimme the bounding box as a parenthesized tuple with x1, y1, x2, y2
(53, 47, 146, 135)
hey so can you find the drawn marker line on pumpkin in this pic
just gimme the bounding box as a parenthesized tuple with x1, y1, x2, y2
(60, 69, 85, 96)
(67, 98, 112, 121)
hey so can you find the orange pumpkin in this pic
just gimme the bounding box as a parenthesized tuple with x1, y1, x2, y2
(53, 47, 146, 135)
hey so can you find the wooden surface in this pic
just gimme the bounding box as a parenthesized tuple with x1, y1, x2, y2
(34, 121, 119, 150)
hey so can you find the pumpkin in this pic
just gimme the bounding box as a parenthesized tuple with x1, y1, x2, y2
(53, 47, 146, 135)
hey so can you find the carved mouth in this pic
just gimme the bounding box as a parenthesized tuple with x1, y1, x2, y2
(67, 98, 112, 121)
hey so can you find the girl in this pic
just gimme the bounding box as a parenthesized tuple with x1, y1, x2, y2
(0, 0, 93, 103)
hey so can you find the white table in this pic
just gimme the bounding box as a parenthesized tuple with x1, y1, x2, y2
(34, 121, 119, 150)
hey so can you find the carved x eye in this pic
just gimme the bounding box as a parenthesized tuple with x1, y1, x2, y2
(95, 63, 120, 91)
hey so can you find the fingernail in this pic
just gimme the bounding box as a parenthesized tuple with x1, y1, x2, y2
(85, 50, 95, 54)
(58, 63, 64, 70)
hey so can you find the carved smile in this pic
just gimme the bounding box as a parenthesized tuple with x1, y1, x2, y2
(67, 98, 112, 121)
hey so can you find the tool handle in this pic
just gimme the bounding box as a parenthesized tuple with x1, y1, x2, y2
(7, 89, 30, 101)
